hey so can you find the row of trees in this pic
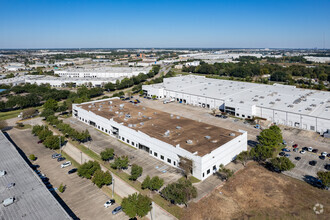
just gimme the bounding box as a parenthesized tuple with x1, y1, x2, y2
(77, 161, 112, 188)
(46, 115, 91, 143)
(32, 125, 64, 150)
(182, 61, 330, 84)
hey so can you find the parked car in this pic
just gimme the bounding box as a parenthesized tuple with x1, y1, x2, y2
(312, 149, 318, 153)
(68, 168, 78, 174)
(292, 144, 298, 148)
(222, 115, 228, 119)
(325, 164, 330, 171)
(295, 157, 301, 161)
(308, 147, 313, 152)
(254, 124, 261, 129)
(328, 153, 330, 158)
(309, 160, 317, 166)
(302, 147, 308, 151)
(282, 148, 290, 152)
(279, 152, 285, 156)
(321, 152, 327, 157)
(52, 153, 61, 159)
(31, 164, 40, 170)
(104, 199, 115, 208)
(300, 150, 306, 154)
(215, 114, 222, 118)
(319, 156, 326, 160)
(57, 157, 66, 162)
(61, 161, 72, 168)
(282, 140, 287, 145)
(112, 206, 122, 215)
(284, 154, 290, 157)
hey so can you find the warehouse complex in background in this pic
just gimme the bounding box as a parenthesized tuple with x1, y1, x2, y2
(73, 98, 247, 181)
(142, 75, 330, 134)
(0, 132, 71, 220)
(55, 66, 151, 78)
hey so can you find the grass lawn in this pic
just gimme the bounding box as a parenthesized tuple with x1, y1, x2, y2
(0, 106, 43, 121)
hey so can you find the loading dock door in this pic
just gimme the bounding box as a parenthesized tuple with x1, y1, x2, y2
(138, 144, 150, 153)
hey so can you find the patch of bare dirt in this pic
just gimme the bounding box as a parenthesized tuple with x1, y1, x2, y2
(182, 162, 330, 220)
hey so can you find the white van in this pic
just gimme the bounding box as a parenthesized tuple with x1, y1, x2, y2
(3, 197, 15, 207)
(61, 161, 72, 168)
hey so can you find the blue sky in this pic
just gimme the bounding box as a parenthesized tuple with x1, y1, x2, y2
(0, 0, 329, 48)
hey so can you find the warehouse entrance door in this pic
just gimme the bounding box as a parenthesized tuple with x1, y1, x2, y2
(138, 144, 150, 153)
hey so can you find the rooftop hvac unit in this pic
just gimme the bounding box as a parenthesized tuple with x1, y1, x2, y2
(88, 105, 91, 108)
(229, 133, 236, 137)
(140, 122, 144, 125)
(176, 116, 180, 119)
(204, 136, 211, 140)
(98, 108, 101, 111)
(115, 111, 119, 114)
(148, 117, 152, 119)
(176, 126, 181, 129)
(170, 114, 173, 118)
(186, 140, 193, 144)
(128, 124, 133, 127)
(119, 104, 124, 108)
(109, 101, 112, 104)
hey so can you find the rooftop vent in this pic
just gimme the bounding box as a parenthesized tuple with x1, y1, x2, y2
(229, 133, 236, 137)
(109, 101, 112, 104)
(170, 114, 173, 118)
(148, 117, 152, 120)
(119, 104, 124, 108)
(128, 124, 133, 127)
(176, 126, 181, 129)
(211, 140, 218, 143)
(186, 140, 193, 144)
(88, 105, 91, 108)
(125, 114, 131, 118)
(204, 136, 211, 140)
(140, 122, 144, 125)
(164, 130, 170, 137)
(269, 102, 275, 105)
(98, 108, 101, 111)
(115, 111, 119, 114)
(176, 116, 180, 119)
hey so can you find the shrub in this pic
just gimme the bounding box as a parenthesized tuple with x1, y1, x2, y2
(270, 157, 295, 172)
(58, 183, 65, 193)
(141, 175, 164, 191)
(161, 178, 197, 205)
(29, 154, 36, 161)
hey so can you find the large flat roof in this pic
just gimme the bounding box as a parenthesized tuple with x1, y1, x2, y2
(145, 75, 330, 119)
(77, 99, 242, 156)
(0, 132, 71, 220)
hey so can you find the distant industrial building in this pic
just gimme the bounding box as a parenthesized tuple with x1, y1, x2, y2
(55, 67, 151, 78)
(0, 132, 71, 220)
(143, 75, 330, 134)
(73, 98, 247, 181)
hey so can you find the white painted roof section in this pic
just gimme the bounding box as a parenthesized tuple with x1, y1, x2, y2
(146, 75, 330, 119)
(0, 132, 71, 220)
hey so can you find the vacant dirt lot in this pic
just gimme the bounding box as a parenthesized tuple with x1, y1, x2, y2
(183, 162, 330, 220)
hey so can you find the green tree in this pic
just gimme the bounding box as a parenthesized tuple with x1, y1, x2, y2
(100, 148, 114, 161)
(58, 183, 66, 193)
(270, 157, 295, 171)
(129, 164, 143, 181)
(257, 125, 283, 147)
(250, 145, 273, 162)
(121, 193, 152, 218)
(161, 178, 197, 206)
(40, 109, 55, 119)
(0, 120, 7, 130)
(149, 176, 164, 191)
(43, 99, 58, 111)
(92, 170, 112, 188)
(141, 175, 151, 190)
(38, 128, 53, 141)
(317, 171, 330, 188)
(78, 161, 101, 179)
(236, 151, 250, 166)
(111, 156, 129, 170)
(43, 135, 64, 150)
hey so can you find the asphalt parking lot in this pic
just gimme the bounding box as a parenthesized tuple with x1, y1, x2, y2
(281, 145, 329, 182)
(7, 128, 126, 220)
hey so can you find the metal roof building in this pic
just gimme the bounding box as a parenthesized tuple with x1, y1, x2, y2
(143, 75, 330, 134)
(0, 132, 71, 220)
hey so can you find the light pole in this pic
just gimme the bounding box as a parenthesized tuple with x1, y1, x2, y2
(151, 201, 154, 220)
(59, 136, 61, 155)
(112, 175, 115, 199)
(80, 151, 82, 164)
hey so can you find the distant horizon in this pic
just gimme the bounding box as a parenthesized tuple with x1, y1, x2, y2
(1, 0, 329, 49)
(1, 47, 330, 50)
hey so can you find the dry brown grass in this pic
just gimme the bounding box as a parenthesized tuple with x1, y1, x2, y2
(182, 162, 330, 220)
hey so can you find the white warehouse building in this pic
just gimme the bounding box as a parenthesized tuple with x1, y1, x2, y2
(55, 67, 152, 78)
(142, 75, 330, 134)
(73, 98, 247, 181)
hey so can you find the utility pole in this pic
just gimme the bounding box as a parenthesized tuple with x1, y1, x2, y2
(151, 201, 154, 220)
(112, 175, 115, 199)
(59, 136, 61, 154)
